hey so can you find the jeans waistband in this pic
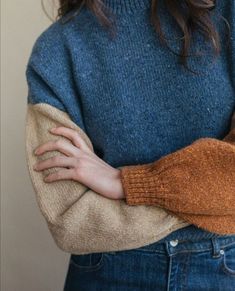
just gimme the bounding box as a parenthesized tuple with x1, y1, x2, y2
(137, 234, 235, 256)
(158, 224, 235, 242)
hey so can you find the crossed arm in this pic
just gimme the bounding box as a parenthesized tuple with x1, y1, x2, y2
(26, 102, 192, 255)
(120, 111, 235, 234)
(38, 108, 235, 235)
(26, 102, 235, 257)
(26, 98, 235, 258)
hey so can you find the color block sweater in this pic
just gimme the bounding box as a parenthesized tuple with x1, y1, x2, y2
(25, 0, 235, 254)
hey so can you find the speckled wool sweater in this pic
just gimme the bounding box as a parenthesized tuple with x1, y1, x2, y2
(28, 0, 235, 167)
(25, 0, 235, 254)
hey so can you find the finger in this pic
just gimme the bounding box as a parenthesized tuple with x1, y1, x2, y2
(44, 169, 76, 183)
(34, 155, 76, 171)
(50, 126, 92, 153)
(35, 139, 79, 157)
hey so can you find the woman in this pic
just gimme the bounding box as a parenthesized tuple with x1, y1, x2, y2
(25, 0, 235, 290)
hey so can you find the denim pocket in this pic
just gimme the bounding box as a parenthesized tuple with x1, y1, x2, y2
(220, 243, 235, 277)
(69, 252, 104, 272)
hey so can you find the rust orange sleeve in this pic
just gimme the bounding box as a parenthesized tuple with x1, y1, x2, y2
(120, 121, 235, 235)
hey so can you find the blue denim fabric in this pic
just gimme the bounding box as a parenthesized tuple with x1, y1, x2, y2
(63, 226, 235, 290)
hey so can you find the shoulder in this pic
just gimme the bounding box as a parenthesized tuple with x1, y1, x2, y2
(27, 7, 89, 67)
(27, 19, 66, 67)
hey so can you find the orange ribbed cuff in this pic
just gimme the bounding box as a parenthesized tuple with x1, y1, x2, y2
(119, 133, 235, 235)
(120, 163, 166, 206)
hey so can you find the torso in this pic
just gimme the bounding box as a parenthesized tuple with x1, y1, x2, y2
(61, 1, 235, 167)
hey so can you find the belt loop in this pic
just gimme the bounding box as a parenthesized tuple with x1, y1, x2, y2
(165, 241, 171, 257)
(211, 237, 221, 258)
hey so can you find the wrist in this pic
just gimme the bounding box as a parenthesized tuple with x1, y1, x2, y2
(112, 169, 125, 200)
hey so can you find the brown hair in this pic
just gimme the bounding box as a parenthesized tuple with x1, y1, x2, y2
(43, 0, 230, 72)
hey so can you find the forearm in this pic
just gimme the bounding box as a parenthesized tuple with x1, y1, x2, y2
(26, 103, 190, 254)
(120, 113, 235, 234)
(121, 130, 235, 213)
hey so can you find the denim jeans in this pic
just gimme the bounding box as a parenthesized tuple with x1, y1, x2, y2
(63, 225, 235, 291)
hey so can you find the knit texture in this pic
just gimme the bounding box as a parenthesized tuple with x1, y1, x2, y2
(25, 103, 189, 254)
(120, 116, 235, 234)
(25, 0, 235, 253)
(27, 0, 235, 170)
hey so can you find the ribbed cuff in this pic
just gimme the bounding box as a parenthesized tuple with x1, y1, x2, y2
(120, 163, 164, 205)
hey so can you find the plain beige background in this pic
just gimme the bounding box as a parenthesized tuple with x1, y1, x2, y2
(1, 1, 70, 290)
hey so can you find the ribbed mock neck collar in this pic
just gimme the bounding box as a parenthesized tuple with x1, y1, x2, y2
(102, 0, 151, 14)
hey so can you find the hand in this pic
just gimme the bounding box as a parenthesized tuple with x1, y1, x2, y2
(33, 126, 125, 200)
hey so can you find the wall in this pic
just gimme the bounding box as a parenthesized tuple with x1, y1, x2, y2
(1, 1, 69, 290)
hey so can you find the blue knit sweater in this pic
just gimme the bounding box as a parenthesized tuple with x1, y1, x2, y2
(26, 0, 235, 169)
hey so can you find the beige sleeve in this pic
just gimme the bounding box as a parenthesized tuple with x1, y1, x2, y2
(25, 102, 189, 255)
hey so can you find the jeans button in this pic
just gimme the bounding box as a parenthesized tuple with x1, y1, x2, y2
(169, 239, 179, 247)
(220, 249, 224, 255)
